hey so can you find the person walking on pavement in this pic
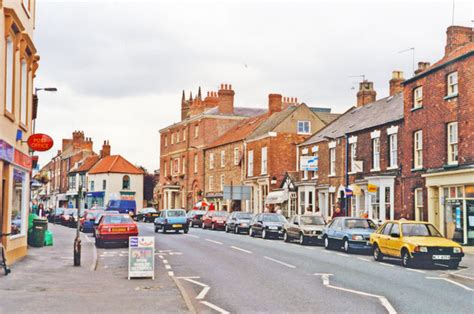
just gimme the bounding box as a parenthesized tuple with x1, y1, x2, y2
(304, 206, 313, 215)
(37, 204, 45, 217)
(332, 206, 344, 219)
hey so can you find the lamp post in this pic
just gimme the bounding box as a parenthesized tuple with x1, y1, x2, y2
(33, 87, 58, 134)
(74, 184, 85, 266)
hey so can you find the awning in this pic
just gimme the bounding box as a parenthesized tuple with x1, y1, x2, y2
(266, 190, 288, 204)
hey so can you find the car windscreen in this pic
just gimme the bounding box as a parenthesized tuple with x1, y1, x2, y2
(300, 215, 325, 225)
(262, 214, 286, 223)
(213, 211, 228, 217)
(344, 219, 376, 229)
(236, 213, 252, 219)
(402, 223, 442, 237)
(103, 215, 133, 224)
(167, 210, 186, 217)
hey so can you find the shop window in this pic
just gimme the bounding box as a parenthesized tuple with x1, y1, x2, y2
(11, 169, 27, 236)
(122, 175, 130, 190)
(299, 191, 305, 214)
(385, 186, 391, 220)
(371, 189, 380, 220)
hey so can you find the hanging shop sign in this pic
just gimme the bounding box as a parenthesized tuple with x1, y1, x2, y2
(368, 183, 378, 193)
(128, 236, 155, 280)
(27, 133, 54, 152)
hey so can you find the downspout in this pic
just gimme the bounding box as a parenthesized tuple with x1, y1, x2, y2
(344, 134, 349, 216)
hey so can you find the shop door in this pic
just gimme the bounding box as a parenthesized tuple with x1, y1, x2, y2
(445, 200, 464, 244)
(467, 200, 474, 245)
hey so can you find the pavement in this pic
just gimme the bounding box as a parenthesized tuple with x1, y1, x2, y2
(0, 223, 188, 313)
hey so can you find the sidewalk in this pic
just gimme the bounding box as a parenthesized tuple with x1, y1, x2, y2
(0, 224, 189, 313)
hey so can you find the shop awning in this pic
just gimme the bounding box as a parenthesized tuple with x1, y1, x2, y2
(266, 190, 288, 204)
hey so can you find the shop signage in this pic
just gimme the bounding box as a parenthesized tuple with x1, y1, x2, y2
(300, 156, 318, 171)
(223, 186, 252, 200)
(128, 236, 155, 280)
(14, 150, 32, 170)
(0, 140, 14, 162)
(368, 183, 378, 193)
(27, 133, 54, 152)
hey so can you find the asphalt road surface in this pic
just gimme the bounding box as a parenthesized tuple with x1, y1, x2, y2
(102, 223, 474, 313)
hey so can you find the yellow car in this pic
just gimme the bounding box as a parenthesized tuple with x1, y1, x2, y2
(370, 220, 464, 269)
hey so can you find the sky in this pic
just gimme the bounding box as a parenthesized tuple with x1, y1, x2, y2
(33, 0, 474, 172)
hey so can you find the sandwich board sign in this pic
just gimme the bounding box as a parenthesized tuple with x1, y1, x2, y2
(128, 236, 155, 280)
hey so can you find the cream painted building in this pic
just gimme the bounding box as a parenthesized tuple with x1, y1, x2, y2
(0, 0, 39, 263)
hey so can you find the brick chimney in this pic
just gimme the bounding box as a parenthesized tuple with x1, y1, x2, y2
(180, 90, 189, 121)
(217, 84, 235, 114)
(282, 96, 298, 109)
(414, 62, 431, 75)
(389, 71, 404, 96)
(268, 94, 283, 114)
(100, 140, 111, 158)
(356, 81, 376, 107)
(445, 25, 473, 55)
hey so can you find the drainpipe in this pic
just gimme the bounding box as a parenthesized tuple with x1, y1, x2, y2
(344, 134, 349, 216)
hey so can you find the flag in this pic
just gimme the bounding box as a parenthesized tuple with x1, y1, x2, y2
(345, 187, 353, 197)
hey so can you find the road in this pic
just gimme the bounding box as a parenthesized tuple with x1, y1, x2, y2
(97, 223, 474, 313)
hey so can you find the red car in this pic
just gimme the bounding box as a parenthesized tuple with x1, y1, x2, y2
(95, 214, 138, 248)
(202, 211, 228, 230)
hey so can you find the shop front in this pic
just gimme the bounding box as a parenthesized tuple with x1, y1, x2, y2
(86, 191, 105, 209)
(205, 192, 224, 210)
(350, 176, 395, 222)
(266, 189, 290, 216)
(424, 168, 474, 245)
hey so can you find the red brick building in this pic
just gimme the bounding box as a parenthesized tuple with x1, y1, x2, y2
(400, 26, 474, 245)
(158, 84, 265, 210)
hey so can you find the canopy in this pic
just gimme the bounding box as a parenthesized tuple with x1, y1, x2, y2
(266, 190, 288, 204)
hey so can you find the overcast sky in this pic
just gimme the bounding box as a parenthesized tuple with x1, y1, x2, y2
(34, 0, 473, 171)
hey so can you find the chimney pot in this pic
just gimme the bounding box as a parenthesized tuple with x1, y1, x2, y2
(218, 83, 235, 114)
(356, 80, 377, 107)
(268, 93, 283, 114)
(389, 70, 405, 96)
(445, 25, 474, 55)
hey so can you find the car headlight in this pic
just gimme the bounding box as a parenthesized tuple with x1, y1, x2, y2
(453, 247, 462, 254)
(415, 246, 428, 253)
(351, 235, 364, 241)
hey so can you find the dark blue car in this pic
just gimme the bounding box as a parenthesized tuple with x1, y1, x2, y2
(106, 200, 136, 214)
(322, 217, 377, 253)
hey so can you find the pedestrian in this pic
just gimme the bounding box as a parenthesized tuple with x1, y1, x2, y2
(37, 204, 45, 217)
(331, 206, 344, 219)
(304, 206, 313, 215)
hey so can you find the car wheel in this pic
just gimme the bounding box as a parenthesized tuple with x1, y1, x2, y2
(95, 238, 102, 248)
(283, 232, 289, 242)
(324, 236, 332, 250)
(184, 228, 189, 234)
(448, 262, 459, 270)
(373, 244, 383, 261)
(225, 225, 229, 233)
(262, 229, 267, 239)
(343, 239, 351, 253)
(249, 228, 254, 237)
(401, 249, 412, 268)
(299, 234, 306, 245)
(154, 227, 158, 233)
(162, 226, 167, 234)
(234, 226, 239, 234)
(189, 221, 193, 228)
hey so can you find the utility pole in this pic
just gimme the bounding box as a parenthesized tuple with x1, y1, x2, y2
(74, 185, 82, 266)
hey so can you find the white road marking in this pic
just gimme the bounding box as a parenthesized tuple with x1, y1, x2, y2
(205, 239, 223, 245)
(426, 277, 473, 291)
(336, 253, 350, 257)
(230, 246, 252, 254)
(406, 268, 426, 274)
(163, 260, 169, 264)
(169, 252, 183, 255)
(357, 257, 371, 262)
(304, 247, 315, 250)
(182, 278, 208, 288)
(165, 265, 171, 270)
(176, 276, 200, 279)
(196, 286, 210, 300)
(158, 255, 164, 259)
(200, 301, 229, 314)
(315, 274, 397, 314)
(380, 263, 395, 267)
(185, 234, 200, 238)
(447, 273, 474, 280)
(264, 256, 296, 269)
(168, 271, 174, 276)
(159, 250, 172, 253)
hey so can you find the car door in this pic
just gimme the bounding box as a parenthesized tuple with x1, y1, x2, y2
(329, 219, 341, 241)
(228, 213, 236, 230)
(254, 214, 263, 234)
(378, 223, 393, 254)
(290, 216, 300, 238)
(386, 222, 403, 257)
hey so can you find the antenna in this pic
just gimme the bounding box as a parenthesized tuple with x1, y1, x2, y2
(399, 47, 415, 76)
(348, 74, 366, 81)
(452, 0, 455, 25)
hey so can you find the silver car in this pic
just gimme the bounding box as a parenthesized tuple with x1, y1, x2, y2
(283, 215, 326, 245)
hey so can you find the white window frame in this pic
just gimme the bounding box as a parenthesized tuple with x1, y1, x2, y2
(297, 121, 311, 135)
(173, 158, 180, 175)
(209, 176, 213, 191)
(176, 131, 180, 143)
(194, 125, 199, 138)
(194, 154, 198, 174)
(5, 37, 14, 114)
(350, 142, 357, 173)
(171, 133, 175, 144)
(389, 133, 398, 168)
(234, 147, 239, 165)
(182, 157, 186, 174)
(372, 137, 380, 171)
(329, 148, 336, 176)
(248, 150, 254, 177)
(20, 59, 28, 127)
(220, 174, 225, 191)
(209, 153, 215, 169)
(182, 128, 186, 141)
(10, 168, 28, 238)
(261, 147, 267, 175)
(414, 130, 423, 169)
(220, 150, 225, 168)
(164, 135, 168, 147)
(447, 72, 458, 97)
(413, 86, 423, 109)
(447, 122, 458, 165)
(414, 188, 424, 221)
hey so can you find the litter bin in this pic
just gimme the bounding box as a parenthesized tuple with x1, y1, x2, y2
(30, 218, 48, 247)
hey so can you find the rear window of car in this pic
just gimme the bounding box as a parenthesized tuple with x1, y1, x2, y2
(167, 210, 186, 217)
(103, 215, 133, 224)
(213, 211, 228, 217)
(300, 215, 325, 225)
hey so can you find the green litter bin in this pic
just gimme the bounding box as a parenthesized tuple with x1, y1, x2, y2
(44, 230, 53, 246)
(29, 218, 48, 247)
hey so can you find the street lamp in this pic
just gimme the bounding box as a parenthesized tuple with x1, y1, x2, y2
(33, 87, 58, 134)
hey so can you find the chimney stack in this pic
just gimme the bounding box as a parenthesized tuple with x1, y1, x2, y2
(356, 80, 376, 107)
(180, 90, 189, 121)
(218, 83, 235, 114)
(100, 140, 111, 158)
(268, 94, 283, 114)
(414, 62, 431, 75)
(445, 25, 473, 55)
(389, 71, 405, 96)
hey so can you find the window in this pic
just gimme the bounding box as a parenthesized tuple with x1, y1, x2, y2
(234, 147, 240, 165)
(5, 38, 14, 114)
(297, 121, 311, 134)
(176, 131, 180, 143)
(329, 148, 336, 176)
(385, 186, 391, 220)
(102, 180, 106, 190)
(389, 134, 398, 168)
(248, 150, 254, 177)
(414, 130, 423, 169)
(209, 176, 214, 191)
(372, 137, 380, 170)
(447, 72, 458, 96)
(173, 158, 180, 174)
(194, 154, 198, 173)
(261, 147, 267, 175)
(182, 156, 186, 174)
(171, 133, 174, 144)
(350, 143, 357, 173)
(91, 180, 95, 191)
(182, 128, 186, 141)
(194, 124, 199, 138)
(209, 153, 215, 169)
(447, 122, 458, 164)
(163, 161, 167, 177)
(414, 188, 424, 221)
(122, 175, 130, 190)
(220, 174, 225, 191)
(371, 188, 380, 220)
(382, 223, 393, 235)
(391, 223, 400, 236)
(20, 60, 28, 126)
(413, 86, 423, 109)
(164, 135, 167, 147)
(10, 169, 27, 236)
(69, 175, 76, 190)
(220, 150, 225, 167)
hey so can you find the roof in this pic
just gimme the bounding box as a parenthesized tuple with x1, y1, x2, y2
(246, 105, 300, 140)
(70, 155, 100, 174)
(314, 111, 341, 124)
(302, 93, 403, 145)
(203, 106, 267, 117)
(206, 114, 269, 149)
(89, 155, 145, 175)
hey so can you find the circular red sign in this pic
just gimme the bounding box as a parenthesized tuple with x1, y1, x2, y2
(27, 134, 54, 152)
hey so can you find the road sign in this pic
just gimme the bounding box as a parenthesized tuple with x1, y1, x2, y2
(128, 236, 155, 280)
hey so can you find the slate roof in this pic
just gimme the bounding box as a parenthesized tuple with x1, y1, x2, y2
(89, 155, 144, 175)
(302, 92, 404, 145)
(70, 155, 100, 174)
(204, 106, 267, 117)
(315, 111, 341, 124)
(246, 105, 300, 140)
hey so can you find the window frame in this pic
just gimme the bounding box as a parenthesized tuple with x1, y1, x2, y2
(329, 148, 336, 176)
(446, 71, 458, 97)
(372, 137, 380, 170)
(414, 188, 424, 221)
(122, 175, 131, 190)
(194, 154, 198, 174)
(102, 179, 106, 190)
(413, 86, 423, 109)
(194, 124, 199, 138)
(220, 150, 225, 168)
(4, 36, 15, 118)
(413, 130, 423, 169)
(10, 168, 28, 238)
(209, 153, 215, 169)
(234, 147, 240, 166)
(261, 147, 267, 175)
(209, 175, 214, 191)
(389, 133, 398, 168)
(220, 174, 225, 191)
(350, 142, 357, 173)
(297, 120, 311, 135)
(447, 122, 458, 165)
(248, 150, 254, 177)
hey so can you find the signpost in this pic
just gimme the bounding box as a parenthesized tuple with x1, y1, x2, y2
(128, 236, 155, 280)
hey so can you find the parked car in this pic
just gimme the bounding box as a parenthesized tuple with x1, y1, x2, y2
(93, 210, 119, 237)
(323, 217, 376, 253)
(59, 208, 77, 226)
(283, 215, 326, 245)
(249, 213, 287, 239)
(370, 220, 464, 269)
(49, 208, 64, 223)
(225, 212, 253, 234)
(95, 214, 138, 248)
(134, 207, 159, 222)
(154, 209, 188, 233)
(106, 199, 136, 214)
(81, 210, 105, 233)
(201, 211, 228, 230)
(187, 210, 207, 228)
(68, 209, 86, 228)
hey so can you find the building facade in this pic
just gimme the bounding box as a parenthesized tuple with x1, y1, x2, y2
(0, 0, 39, 263)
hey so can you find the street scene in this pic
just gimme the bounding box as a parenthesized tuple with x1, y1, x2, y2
(1, 0, 474, 313)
